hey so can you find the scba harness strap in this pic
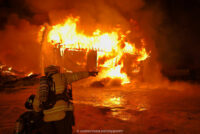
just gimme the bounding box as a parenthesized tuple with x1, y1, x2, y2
(39, 76, 69, 110)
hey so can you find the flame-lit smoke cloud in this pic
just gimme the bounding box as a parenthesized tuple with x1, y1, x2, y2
(0, 14, 41, 72)
(0, 0, 46, 72)
(0, 0, 165, 81)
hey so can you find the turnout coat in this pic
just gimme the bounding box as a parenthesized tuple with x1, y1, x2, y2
(33, 72, 90, 122)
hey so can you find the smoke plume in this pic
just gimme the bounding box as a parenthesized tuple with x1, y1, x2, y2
(0, 0, 178, 83)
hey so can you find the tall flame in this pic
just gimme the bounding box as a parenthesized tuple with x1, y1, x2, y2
(40, 16, 149, 85)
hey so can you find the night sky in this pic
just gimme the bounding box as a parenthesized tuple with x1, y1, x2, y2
(156, 0, 200, 70)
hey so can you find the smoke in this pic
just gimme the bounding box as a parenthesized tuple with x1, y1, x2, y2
(0, 14, 41, 72)
(0, 0, 47, 72)
(0, 0, 167, 82)
(153, 0, 200, 70)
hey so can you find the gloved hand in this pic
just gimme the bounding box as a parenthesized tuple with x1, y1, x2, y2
(89, 71, 98, 76)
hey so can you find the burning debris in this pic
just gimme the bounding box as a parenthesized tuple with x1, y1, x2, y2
(0, 63, 39, 92)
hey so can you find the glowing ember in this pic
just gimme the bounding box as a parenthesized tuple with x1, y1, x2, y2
(0, 65, 6, 70)
(0, 65, 16, 75)
(27, 72, 33, 76)
(40, 16, 150, 84)
(103, 96, 123, 107)
(8, 67, 12, 71)
(109, 97, 121, 105)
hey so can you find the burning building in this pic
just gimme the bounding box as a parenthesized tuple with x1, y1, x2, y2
(0, 0, 200, 134)
(38, 16, 149, 85)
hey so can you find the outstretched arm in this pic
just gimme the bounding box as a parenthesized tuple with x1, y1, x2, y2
(63, 71, 98, 83)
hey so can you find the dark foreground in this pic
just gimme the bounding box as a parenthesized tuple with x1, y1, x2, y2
(0, 79, 200, 134)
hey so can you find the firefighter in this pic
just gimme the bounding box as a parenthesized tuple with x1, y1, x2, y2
(33, 65, 98, 134)
(14, 94, 43, 134)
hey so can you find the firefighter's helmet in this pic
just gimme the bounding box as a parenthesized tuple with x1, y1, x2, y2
(44, 65, 60, 76)
(24, 94, 35, 110)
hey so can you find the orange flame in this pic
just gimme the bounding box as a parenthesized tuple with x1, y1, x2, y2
(40, 16, 149, 85)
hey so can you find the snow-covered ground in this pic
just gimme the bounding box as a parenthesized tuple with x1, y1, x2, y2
(0, 80, 200, 134)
